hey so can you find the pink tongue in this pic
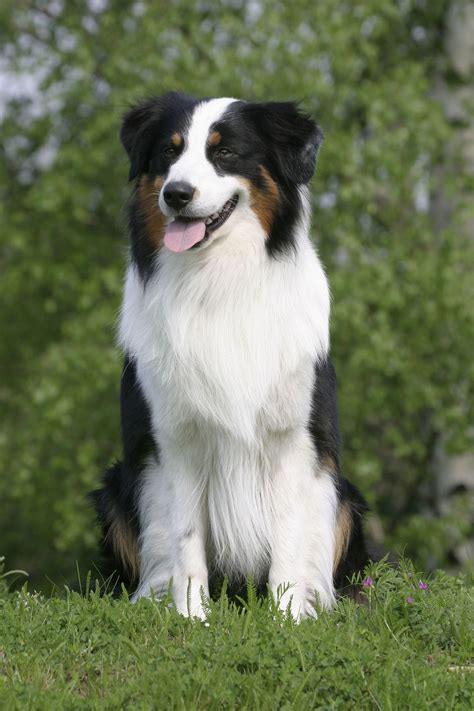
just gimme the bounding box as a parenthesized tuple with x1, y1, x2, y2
(164, 219, 206, 252)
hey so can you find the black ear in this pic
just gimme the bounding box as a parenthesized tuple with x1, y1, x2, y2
(120, 92, 197, 181)
(120, 97, 161, 181)
(245, 102, 323, 184)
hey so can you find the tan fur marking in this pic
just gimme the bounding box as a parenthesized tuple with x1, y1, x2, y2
(247, 166, 280, 236)
(138, 175, 165, 249)
(333, 503, 353, 574)
(106, 517, 140, 581)
(171, 132, 183, 147)
(318, 452, 352, 574)
(319, 452, 338, 474)
(208, 130, 222, 146)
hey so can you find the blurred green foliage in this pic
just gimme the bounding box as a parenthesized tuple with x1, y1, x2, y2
(0, 0, 473, 589)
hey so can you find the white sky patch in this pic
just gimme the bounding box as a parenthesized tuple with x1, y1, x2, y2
(414, 178, 430, 213)
(87, 0, 108, 13)
(412, 156, 431, 214)
(82, 15, 99, 34)
(132, 1, 146, 16)
(0, 64, 42, 122)
(318, 192, 337, 210)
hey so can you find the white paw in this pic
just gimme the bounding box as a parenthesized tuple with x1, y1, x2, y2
(175, 602, 208, 621)
(174, 579, 209, 621)
(130, 582, 169, 604)
(275, 582, 336, 621)
(278, 592, 316, 622)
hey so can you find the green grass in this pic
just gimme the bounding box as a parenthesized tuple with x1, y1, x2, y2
(0, 560, 473, 710)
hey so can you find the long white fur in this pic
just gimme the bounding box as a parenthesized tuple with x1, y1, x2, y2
(120, 99, 336, 619)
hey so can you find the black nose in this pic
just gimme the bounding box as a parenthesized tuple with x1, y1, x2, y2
(163, 181, 195, 210)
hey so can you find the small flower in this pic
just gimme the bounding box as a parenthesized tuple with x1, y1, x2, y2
(406, 596, 414, 604)
(362, 576, 374, 588)
(418, 581, 428, 591)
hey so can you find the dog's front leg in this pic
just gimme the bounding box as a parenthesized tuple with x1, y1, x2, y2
(269, 433, 337, 620)
(132, 448, 209, 619)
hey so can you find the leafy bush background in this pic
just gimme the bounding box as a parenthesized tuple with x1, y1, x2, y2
(0, 0, 472, 589)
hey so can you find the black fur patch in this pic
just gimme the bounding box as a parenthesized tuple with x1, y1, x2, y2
(308, 358, 341, 474)
(121, 92, 199, 181)
(92, 355, 156, 592)
(308, 358, 369, 594)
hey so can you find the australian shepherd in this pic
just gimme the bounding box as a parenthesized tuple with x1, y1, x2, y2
(93, 92, 369, 619)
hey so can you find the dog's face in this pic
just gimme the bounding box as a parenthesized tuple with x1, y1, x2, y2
(121, 92, 323, 258)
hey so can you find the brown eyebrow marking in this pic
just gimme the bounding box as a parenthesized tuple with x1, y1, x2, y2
(207, 130, 222, 147)
(171, 132, 183, 147)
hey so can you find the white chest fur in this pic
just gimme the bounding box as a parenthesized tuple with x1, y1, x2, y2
(120, 230, 330, 443)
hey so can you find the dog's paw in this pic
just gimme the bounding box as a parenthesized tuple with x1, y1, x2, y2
(176, 602, 208, 621)
(275, 582, 336, 621)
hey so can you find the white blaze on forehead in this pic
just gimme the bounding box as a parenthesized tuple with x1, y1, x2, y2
(167, 97, 237, 183)
(186, 97, 237, 151)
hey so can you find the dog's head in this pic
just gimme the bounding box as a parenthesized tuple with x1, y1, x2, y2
(121, 92, 323, 258)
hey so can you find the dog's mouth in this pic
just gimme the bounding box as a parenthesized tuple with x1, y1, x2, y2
(164, 195, 239, 253)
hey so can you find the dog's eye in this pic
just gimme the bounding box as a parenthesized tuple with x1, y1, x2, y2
(163, 146, 177, 158)
(216, 147, 233, 158)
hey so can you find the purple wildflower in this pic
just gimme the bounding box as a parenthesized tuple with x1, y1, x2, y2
(362, 576, 374, 588)
(406, 596, 414, 604)
(418, 581, 428, 591)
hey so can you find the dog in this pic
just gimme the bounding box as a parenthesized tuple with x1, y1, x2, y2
(93, 92, 369, 619)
